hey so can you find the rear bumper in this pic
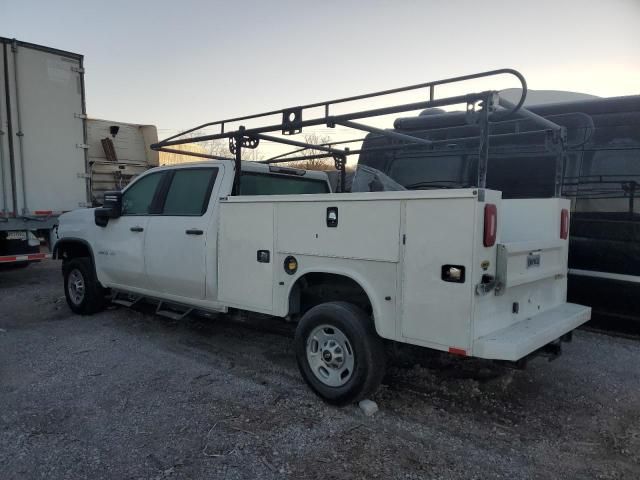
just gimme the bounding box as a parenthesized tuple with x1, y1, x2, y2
(0, 253, 51, 264)
(473, 303, 591, 361)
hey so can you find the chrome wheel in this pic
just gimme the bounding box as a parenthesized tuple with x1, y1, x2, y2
(306, 324, 355, 387)
(67, 268, 85, 306)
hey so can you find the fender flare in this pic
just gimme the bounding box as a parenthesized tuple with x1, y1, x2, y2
(52, 237, 96, 266)
(284, 267, 385, 335)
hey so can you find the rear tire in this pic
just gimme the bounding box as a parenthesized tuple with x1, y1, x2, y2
(294, 301, 385, 406)
(63, 257, 107, 315)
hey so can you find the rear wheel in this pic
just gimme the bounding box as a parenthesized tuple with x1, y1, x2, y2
(294, 301, 385, 406)
(63, 257, 107, 315)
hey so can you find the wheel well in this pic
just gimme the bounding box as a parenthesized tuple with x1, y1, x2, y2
(55, 240, 93, 265)
(289, 273, 373, 318)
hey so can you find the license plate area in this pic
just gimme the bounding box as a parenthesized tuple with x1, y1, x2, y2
(495, 241, 566, 295)
(5, 231, 27, 241)
(527, 252, 541, 268)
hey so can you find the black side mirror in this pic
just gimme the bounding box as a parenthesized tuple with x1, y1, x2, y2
(94, 191, 123, 227)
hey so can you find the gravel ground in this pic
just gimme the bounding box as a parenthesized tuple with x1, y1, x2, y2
(1, 261, 639, 479)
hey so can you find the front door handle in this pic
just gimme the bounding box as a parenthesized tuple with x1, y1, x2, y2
(130, 226, 144, 232)
(185, 229, 204, 235)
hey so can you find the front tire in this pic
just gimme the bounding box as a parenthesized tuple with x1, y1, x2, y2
(294, 302, 385, 406)
(63, 257, 107, 315)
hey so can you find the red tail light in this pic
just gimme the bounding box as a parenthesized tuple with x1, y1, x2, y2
(560, 208, 569, 239)
(483, 204, 497, 247)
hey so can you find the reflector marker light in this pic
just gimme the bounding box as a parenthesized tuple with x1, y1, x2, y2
(448, 347, 467, 356)
(560, 209, 569, 240)
(483, 204, 497, 247)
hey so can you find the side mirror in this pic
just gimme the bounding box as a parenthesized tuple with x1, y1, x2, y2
(94, 191, 123, 227)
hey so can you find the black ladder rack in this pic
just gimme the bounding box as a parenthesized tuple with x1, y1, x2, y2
(151, 68, 568, 196)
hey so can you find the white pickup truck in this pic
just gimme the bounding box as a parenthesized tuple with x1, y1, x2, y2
(53, 158, 591, 405)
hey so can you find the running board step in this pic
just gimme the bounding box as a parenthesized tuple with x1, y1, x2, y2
(155, 301, 193, 321)
(112, 293, 142, 307)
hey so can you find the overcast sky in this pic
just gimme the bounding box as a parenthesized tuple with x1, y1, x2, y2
(2, 0, 639, 142)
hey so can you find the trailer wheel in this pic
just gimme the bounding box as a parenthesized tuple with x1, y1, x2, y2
(294, 301, 385, 406)
(63, 258, 106, 315)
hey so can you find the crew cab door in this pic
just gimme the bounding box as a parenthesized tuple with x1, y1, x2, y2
(95, 171, 165, 288)
(144, 167, 221, 300)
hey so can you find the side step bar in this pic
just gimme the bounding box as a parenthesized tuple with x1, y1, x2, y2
(155, 301, 193, 321)
(111, 292, 194, 321)
(111, 292, 142, 307)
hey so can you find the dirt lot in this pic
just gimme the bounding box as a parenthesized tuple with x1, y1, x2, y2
(1, 262, 639, 479)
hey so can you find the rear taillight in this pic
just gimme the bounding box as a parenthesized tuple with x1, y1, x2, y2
(483, 204, 497, 247)
(560, 208, 569, 239)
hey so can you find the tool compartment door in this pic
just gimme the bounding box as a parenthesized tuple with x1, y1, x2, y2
(218, 201, 275, 313)
(401, 197, 475, 349)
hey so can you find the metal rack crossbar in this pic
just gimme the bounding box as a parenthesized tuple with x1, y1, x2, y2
(151, 68, 568, 195)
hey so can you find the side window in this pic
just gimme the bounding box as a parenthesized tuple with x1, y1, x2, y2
(122, 172, 163, 215)
(239, 173, 329, 195)
(162, 168, 218, 216)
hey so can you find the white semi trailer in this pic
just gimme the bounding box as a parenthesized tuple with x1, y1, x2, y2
(0, 37, 157, 267)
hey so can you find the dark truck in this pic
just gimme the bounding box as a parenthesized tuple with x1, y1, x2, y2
(358, 95, 640, 330)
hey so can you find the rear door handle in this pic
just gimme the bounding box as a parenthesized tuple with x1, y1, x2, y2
(130, 226, 144, 232)
(185, 229, 204, 235)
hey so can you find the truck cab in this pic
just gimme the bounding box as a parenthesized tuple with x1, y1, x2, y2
(54, 161, 330, 300)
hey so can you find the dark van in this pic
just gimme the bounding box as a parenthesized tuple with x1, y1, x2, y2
(358, 95, 640, 330)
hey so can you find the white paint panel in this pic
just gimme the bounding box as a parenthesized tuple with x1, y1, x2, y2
(145, 216, 208, 299)
(276, 200, 401, 262)
(94, 216, 149, 288)
(218, 202, 274, 311)
(12, 46, 87, 212)
(401, 198, 475, 348)
(500, 198, 568, 243)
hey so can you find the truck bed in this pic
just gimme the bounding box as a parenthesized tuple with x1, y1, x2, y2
(217, 188, 590, 360)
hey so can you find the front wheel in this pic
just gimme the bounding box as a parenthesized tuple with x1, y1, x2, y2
(63, 257, 107, 315)
(294, 302, 386, 406)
